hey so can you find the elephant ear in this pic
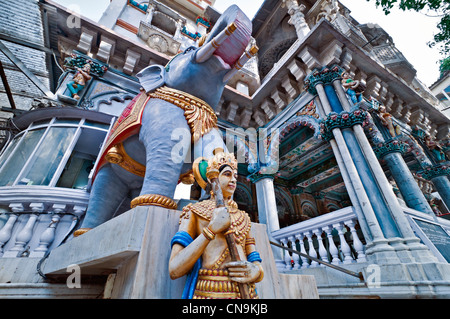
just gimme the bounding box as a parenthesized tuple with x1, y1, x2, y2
(136, 65, 166, 93)
(192, 157, 209, 190)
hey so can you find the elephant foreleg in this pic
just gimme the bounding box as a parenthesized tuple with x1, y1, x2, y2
(135, 100, 191, 209)
(78, 164, 130, 230)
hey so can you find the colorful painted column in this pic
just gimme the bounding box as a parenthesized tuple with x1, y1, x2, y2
(374, 140, 435, 216)
(306, 66, 438, 264)
(420, 167, 450, 211)
(412, 128, 450, 210)
(329, 68, 434, 262)
(305, 67, 399, 264)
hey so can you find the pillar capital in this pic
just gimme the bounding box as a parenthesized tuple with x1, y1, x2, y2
(304, 65, 344, 95)
(373, 139, 408, 159)
(417, 163, 450, 181)
(247, 172, 275, 184)
(320, 109, 368, 141)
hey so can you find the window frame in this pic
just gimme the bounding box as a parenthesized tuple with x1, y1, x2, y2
(0, 117, 112, 189)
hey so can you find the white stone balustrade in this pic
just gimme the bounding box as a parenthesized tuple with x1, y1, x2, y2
(0, 187, 88, 258)
(273, 205, 450, 271)
(272, 206, 366, 269)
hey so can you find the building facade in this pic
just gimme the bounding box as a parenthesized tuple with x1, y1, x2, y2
(0, 0, 449, 298)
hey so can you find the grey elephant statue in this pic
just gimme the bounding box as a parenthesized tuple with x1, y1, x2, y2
(74, 5, 255, 236)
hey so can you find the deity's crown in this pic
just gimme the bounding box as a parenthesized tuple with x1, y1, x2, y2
(207, 148, 238, 173)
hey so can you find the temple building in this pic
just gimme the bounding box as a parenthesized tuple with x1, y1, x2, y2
(0, 0, 449, 299)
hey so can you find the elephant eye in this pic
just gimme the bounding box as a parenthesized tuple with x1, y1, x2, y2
(184, 46, 196, 54)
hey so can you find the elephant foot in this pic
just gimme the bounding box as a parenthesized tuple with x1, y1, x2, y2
(73, 228, 92, 237)
(131, 194, 178, 210)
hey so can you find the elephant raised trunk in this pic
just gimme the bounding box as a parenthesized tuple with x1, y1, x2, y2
(195, 22, 237, 64)
(196, 20, 258, 84)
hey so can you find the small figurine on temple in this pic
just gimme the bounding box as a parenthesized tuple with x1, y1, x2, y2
(66, 62, 92, 100)
(424, 134, 446, 163)
(429, 198, 443, 216)
(377, 105, 401, 138)
(169, 151, 264, 299)
(341, 71, 365, 105)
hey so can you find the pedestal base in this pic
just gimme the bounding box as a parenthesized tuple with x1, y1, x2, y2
(43, 206, 319, 299)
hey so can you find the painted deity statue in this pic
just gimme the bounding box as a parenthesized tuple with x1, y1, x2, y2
(67, 63, 92, 100)
(169, 151, 264, 299)
(377, 105, 401, 138)
(424, 135, 446, 163)
(341, 71, 364, 105)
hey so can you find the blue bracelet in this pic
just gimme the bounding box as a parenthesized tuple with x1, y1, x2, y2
(247, 251, 262, 263)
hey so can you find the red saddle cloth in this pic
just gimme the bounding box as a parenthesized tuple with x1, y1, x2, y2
(93, 92, 150, 180)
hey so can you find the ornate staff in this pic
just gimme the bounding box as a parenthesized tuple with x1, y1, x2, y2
(204, 148, 251, 299)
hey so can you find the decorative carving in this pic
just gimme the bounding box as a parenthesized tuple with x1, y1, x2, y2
(297, 100, 319, 119)
(105, 143, 146, 177)
(320, 109, 368, 141)
(424, 135, 447, 163)
(304, 65, 343, 95)
(130, 194, 178, 210)
(149, 86, 218, 143)
(373, 139, 408, 159)
(64, 54, 108, 77)
(148, 34, 169, 53)
(416, 163, 450, 181)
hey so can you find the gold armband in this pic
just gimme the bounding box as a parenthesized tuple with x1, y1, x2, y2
(202, 226, 216, 241)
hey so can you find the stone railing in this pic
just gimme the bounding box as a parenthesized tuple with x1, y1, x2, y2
(371, 44, 405, 65)
(272, 205, 450, 270)
(272, 206, 367, 270)
(0, 186, 88, 258)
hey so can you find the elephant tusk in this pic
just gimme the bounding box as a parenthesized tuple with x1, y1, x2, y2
(223, 45, 259, 83)
(195, 22, 237, 63)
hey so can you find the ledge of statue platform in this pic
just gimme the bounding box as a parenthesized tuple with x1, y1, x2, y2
(42, 206, 319, 299)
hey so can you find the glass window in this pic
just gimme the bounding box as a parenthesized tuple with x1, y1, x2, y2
(56, 127, 107, 189)
(53, 119, 81, 125)
(17, 127, 77, 186)
(83, 121, 110, 130)
(0, 129, 46, 186)
(56, 152, 94, 190)
(0, 117, 110, 189)
(0, 134, 22, 169)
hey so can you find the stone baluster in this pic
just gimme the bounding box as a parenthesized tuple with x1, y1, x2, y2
(334, 222, 353, 264)
(280, 238, 292, 269)
(346, 219, 367, 262)
(295, 233, 309, 268)
(4, 203, 43, 257)
(31, 213, 62, 258)
(313, 228, 329, 263)
(0, 214, 19, 254)
(304, 231, 318, 267)
(322, 225, 340, 265)
(288, 235, 301, 269)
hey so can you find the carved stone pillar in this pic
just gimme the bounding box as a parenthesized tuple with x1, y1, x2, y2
(250, 174, 283, 267)
(283, 0, 310, 39)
